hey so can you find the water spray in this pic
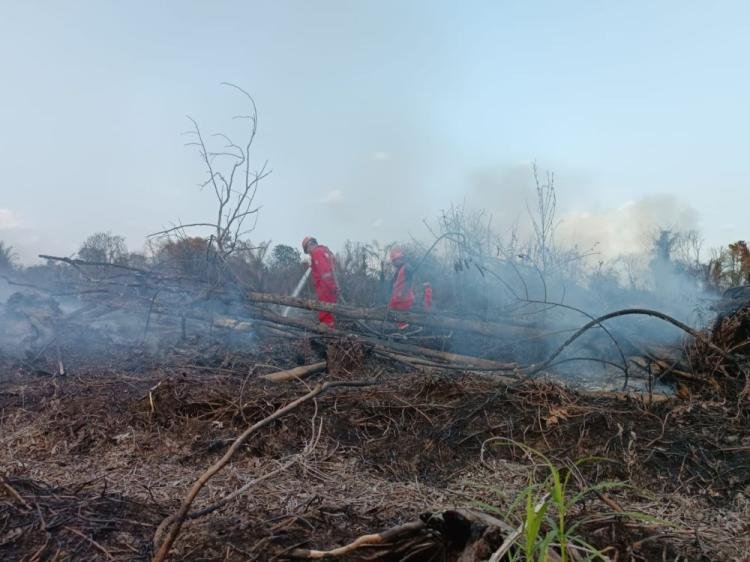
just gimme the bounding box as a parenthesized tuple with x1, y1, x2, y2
(282, 268, 311, 317)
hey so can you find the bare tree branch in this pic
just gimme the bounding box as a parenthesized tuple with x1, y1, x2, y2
(151, 380, 374, 562)
(150, 84, 271, 291)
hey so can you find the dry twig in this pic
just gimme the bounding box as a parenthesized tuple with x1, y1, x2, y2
(152, 379, 375, 562)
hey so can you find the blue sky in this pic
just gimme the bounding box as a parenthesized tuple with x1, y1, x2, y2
(1, 1, 748, 262)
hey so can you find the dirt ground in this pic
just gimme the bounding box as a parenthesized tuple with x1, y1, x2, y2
(1, 333, 749, 561)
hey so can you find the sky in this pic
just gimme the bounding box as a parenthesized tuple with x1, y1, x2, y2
(1, 1, 748, 264)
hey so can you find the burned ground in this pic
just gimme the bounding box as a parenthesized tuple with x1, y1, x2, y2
(1, 332, 749, 561)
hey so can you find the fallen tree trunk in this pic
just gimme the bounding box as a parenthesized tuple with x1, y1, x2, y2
(374, 350, 519, 385)
(214, 312, 517, 371)
(29, 257, 545, 339)
(260, 361, 327, 382)
(217, 313, 671, 401)
(246, 291, 541, 339)
(253, 310, 519, 372)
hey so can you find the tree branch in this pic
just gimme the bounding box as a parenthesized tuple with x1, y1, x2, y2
(151, 380, 375, 562)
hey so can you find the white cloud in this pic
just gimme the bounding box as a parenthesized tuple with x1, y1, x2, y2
(320, 189, 345, 205)
(0, 209, 20, 230)
(372, 218, 383, 228)
(371, 151, 390, 161)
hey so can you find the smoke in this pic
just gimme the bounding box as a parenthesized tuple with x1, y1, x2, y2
(556, 195, 701, 259)
(0, 220, 73, 266)
(409, 164, 718, 389)
(458, 163, 703, 261)
(464, 163, 540, 232)
(0, 160, 720, 393)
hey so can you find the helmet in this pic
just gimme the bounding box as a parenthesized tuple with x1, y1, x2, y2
(389, 247, 404, 262)
(301, 236, 316, 252)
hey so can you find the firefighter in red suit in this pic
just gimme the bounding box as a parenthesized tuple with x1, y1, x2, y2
(388, 247, 432, 329)
(302, 236, 338, 327)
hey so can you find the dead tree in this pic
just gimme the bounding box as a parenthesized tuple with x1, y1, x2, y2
(150, 83, 271, 260)
(528, 162, 559, 275)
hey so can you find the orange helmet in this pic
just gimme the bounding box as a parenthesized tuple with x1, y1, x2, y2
(389, 247, 405, 262)
(301, 236, 316, 252)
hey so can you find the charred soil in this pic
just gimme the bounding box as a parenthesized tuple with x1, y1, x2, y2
(1, 334, 749, 561)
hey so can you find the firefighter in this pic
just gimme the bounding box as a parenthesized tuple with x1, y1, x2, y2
(388, 247, 432, 329)
(302, 236, 339, 327)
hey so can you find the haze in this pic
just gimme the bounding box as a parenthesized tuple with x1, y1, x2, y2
(1, 1, 748, 263)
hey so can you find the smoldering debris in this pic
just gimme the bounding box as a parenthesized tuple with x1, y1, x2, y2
(2, 245, 742, 397)
(1, 238, 749, 561)
(1, 337, 748, 561)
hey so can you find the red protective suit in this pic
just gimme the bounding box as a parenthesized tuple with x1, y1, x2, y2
(389, 264, 414, 330)
(390, 265, 432, 328)
(389, 264, 415, 311)
(422, 283, 433, 310)
(309, 245, 338, 326)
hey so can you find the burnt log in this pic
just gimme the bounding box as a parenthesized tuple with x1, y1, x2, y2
(245, 291, 541, 339)
(214, 310, 518, 372)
